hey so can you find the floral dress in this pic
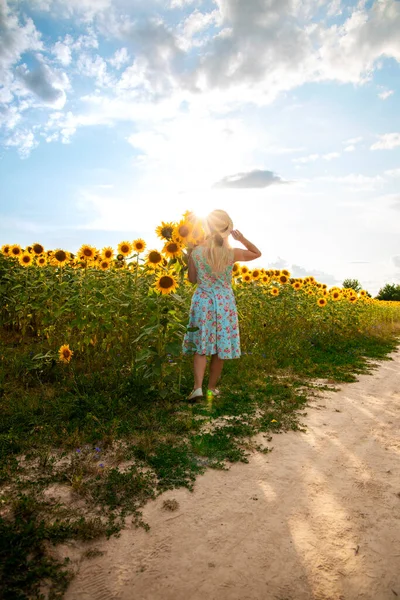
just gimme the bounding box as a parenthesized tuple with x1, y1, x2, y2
(182, 245, 241, 359)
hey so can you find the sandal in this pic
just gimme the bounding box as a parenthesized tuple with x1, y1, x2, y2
(187, 387, 203, 401)
(207, 388, 221, 397)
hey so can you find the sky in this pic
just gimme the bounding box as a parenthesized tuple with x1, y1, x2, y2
(0, 0, 399, 296)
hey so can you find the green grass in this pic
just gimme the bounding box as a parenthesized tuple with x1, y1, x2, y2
(0, 329, 399, 599)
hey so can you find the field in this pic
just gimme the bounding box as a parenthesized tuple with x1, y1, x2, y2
(1, 211, 400, 599)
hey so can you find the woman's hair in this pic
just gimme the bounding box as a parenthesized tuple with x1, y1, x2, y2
(203, 209, 234, 274)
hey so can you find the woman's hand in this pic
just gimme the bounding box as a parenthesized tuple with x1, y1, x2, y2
(231, 229, 245, 243)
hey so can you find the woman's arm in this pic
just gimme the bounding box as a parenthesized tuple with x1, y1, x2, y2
(188, 252, 197, 283)
(231, 230, 262, 262)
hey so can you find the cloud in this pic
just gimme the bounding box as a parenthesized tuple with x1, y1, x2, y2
(293, 154, 319, 164)
(344, 136, 363, 145)
(52, 40, 72, 65)
(344, 144, 355, 152)
(213, 169, 285, 189)
(385, 168, 400, 177)
(4, 129, 38, 157)
(378, 89, 394, 100)
(16, 61, 68, 107)
(322, 152, 340, 160)
(108, 47, 129, 69)
(370, 133, 400, 151)
(393, 256, 400, 268)
(77, 53, 111, 87)
(0, 0, 43, 77)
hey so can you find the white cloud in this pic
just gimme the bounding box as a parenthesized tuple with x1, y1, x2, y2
(108, 47, 129, 69)
(52, 40, 72, 66)
(0, 0, 43, 77)
(4, 129, 38, 158)
(77, 53, 111, 87)
(344, 144, 355, 152)
(293, 153, 319, 164)
(378, 89, 394, 100)
(322, 152, 340, 160)
(371, 133, 400, 151)
(344, 136, 363, 145)
(385, 168, 400, 177)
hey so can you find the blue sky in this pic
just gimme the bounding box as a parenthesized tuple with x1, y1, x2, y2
(1, 0, 399, 295)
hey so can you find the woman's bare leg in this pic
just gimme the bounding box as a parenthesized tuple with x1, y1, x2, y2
(193, 353, 207, 389)
(208, 353, 224, 390)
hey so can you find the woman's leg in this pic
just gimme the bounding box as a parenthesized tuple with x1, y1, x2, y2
(208, 353, 224, 390)
(193, 353, 207, 389)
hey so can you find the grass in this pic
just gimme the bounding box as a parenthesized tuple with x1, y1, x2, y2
(0, 328, 399, 599)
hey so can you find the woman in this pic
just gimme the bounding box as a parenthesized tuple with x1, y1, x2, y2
(182, 209, 262, 400)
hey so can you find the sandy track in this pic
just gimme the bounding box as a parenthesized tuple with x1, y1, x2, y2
(65, 350, 400, 600)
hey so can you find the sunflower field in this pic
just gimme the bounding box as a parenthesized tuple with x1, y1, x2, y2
(1, 209, 400, 400)
(2, 210, 400, 599)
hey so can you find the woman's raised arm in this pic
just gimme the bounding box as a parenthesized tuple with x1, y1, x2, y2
(231, 230, 261, 262)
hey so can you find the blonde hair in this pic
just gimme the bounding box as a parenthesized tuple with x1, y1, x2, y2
(203, 209, 234, 274)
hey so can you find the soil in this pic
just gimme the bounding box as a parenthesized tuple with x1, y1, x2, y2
(63, 349, 400, 600)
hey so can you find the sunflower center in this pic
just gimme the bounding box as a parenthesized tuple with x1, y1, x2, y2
(105, 251, 112, 258)
(178, 226, 190, 238)
(162, 226, 173, 239)
(55, 250, 67, 262)
(167, 243, 178, 253)
(12, 248, 20, 255)
(83, 248, 93, 257)
(159, 276, 174, 289)
(121, 245, 129, 253)
(22, 256, 30, 263)
(62, 349, 71, 358)
(149, 251, 162, 263)
(136, 243, 143, 250)
(33, 244, 44, 254)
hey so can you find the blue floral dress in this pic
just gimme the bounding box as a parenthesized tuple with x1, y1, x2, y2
(182, 245, 241, 359)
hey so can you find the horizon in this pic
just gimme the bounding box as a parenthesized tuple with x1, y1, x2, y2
(1, 0, 400, 297)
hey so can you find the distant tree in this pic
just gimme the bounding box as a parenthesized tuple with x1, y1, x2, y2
(375, 283, 400, 301)
(342, 278, 362, 292)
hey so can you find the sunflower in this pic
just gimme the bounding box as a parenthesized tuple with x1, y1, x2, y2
(172, 220, 193, 245)
(19, 252, 33, 267)
(241, 265, 249, 275)
(132, 239, 146, 253)
(10, 244, 22, 258)
(261, 275, 269, 284)
(154, 273, 179, 295)
(349, 296, 357, 303)
(252, 269, 261, 281)
(101, 246, 114, 260)
(79, 244, 96, 260)
(279, 274, 289, 285)
(282, 269, 290, 277)
(1, 244, 10, 256)
(100, 260, 111, 270)
(146, 249, 163, 268)
(232, 263, 240, 276)
(53, 249, 68, 266)
(59, 344, 73, 364)
(360, 290, 367, 297)
(271, 287, 279, 296)
(37, 256, 47, 267)
(163, 240, 182, 259)
(317, 297, 327, 307)
(292, 281, 302, 290)
(189, 223, 205, 245)
(156, 221, 175, 241)
(243, 273, 252, 283)
(32, 243, 44, 255)
(117, 241, 132, 257)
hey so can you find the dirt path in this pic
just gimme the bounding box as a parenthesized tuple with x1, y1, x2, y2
(65, 350, 400, 600)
